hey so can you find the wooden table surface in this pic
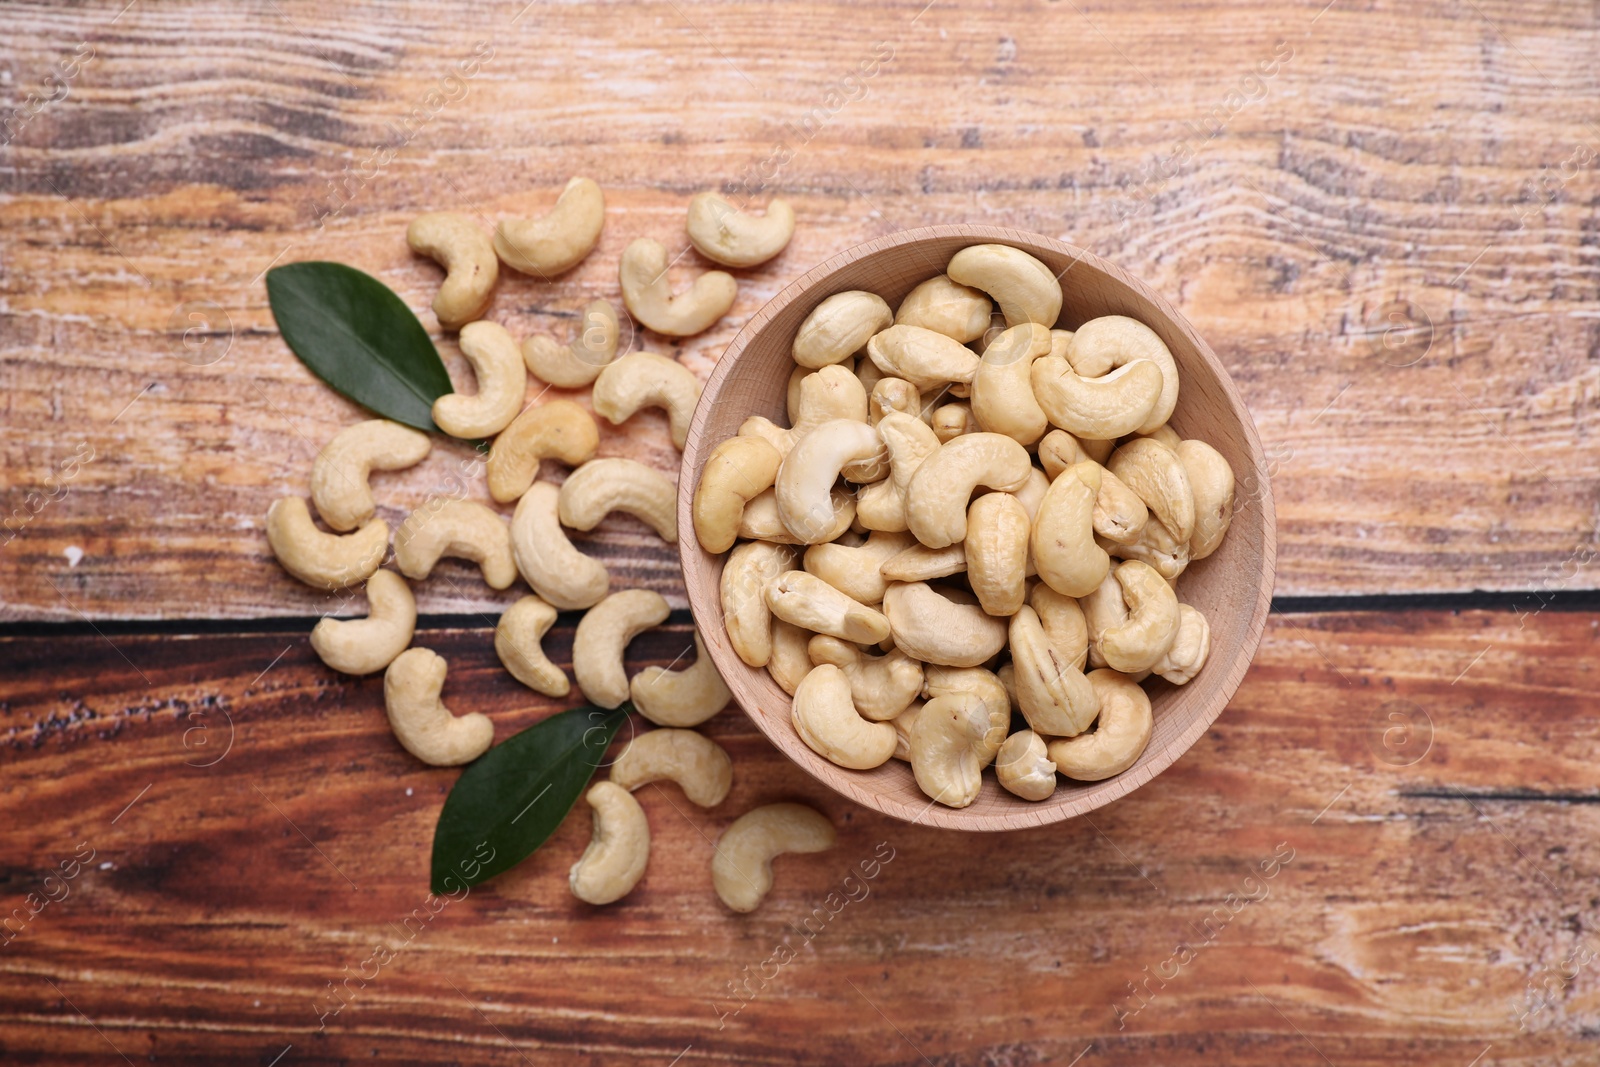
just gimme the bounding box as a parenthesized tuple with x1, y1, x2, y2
(3, 1, 1599, 1063)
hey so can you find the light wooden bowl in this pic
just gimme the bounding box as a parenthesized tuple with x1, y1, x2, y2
(677, 225, 1276, 831)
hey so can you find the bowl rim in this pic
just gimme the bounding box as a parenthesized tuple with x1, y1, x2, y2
(677, 224, 1277, 831)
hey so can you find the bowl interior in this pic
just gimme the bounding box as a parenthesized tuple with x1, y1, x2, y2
(678, 225, 1275, 831)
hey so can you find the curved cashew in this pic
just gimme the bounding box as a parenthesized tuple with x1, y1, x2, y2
(310, 569, 415, 675)
(996, 730, 1058, 801)
(721, 540, 796, 667)
(495, 176, 604, 278)
(971, 322, 1052, 445)
(786, 365, 810, 422)
(394, 499, 517, 589)
(611, 728, 733, 807)
(573, 589, 670, 709)
(776, 420, 883, 543)
(1136, 424, 1182, 451)
(510, 482, 609, 609)
(792, 664, 899, 769)
(1031, 357, 1164, 440)
(521, 300, 621, 388)
(1107, 437, 1195, 543)
(486, 399, 599, 504)
(713, 803, 835, 913)
(1151, 602, 1211, 685)
(1038, 429, 1112, 478)
(692, 436, 782, 553)
(866, 324, 981, 392)
(921, 664, 1010, 767)
(1177, 439, 1234, 559)
(879, 541, 966, 582)
(1031, 584, 1088, 671)
(266, 497, 387, 590)
(1080, 570, 1128, 670)
(905, 432, 1032, 549)
(630, 631, 731, 727)
(310, 420, 430, 532)
(856, 412, 940, 533)
(807, 634, 923, 721)
(792, 290, 892, 368)
(965, 491, 1030, 616)
(908, 692, 990, 808)
(803, 529, 913, 606)
(890, 700, 923, 761)
(930, 401, 977, 444)
(433, 321, 526, 439)
(1047, 669, 1153, 781)
(592, 352, 702, 450)
(686, 192, 794, 268)
(739, 486, 855, 544)
(883, 581, 1007, 668)
(494, 594, 570, 697)
(765, 570, 890, 645)
(767, 618, 813, 695)
(1009, 605, 1099, 737)
(569, 781, 649, 905)
(894, 274, 991, 342)
(619, 237, 736, 337)
(1014, 467, 1051, 524)
(382, 647, 493, 766)
(406, 212, 497, 328)
(1066, 316, 1179, 434)
(869, 377, 922, 425)
(946, 243, 1062, 328)
(559, 457, 677, 542)
(1093, 464, 1150, 545)
(1030, 461, 1110, 597)
(1104, 514, 1190, 580)
(742, 363, 872, 461)
(1097, 561, 1180, 673)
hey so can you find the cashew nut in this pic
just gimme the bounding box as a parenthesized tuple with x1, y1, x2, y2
(792, 290, 893, 368)
(782, 363, 871, 452)
(1135, 424, 1182, 451)
(1103, 514, 1190, 580)
(946, 243, 1062, 328)
(1066, 316, 1180, 434)
(1047, 669, 1153, 781)
(894, 274, 992, 342)
(394, 499, 517, 589)
(921, 665, 1010, 767)
(792, 664, 899, 770)
(610, 728, 733, 807)
(510, 481, 609, 609)
(866, 324, 981, 392)
(807, 634, 923, 721)
(1080, 570, 1128, 671)
(686, 192, 795, 268)
(592, 352, 702, 450)
(931, 401, 977, 443)
(869, 377, 922, 426)
(266, 497, 387, 590)
(739, 486, 855, 544)
(1151, 602, 1211, 685)
(965, 491, 1030, 616)
(856, 354, 886, 396)
(767, 618, 813, 695)
(1097, 561, 1180, 673)
(573, 589, 670, 708)
(382, 648, 493, 766)
(310, 569, 415, 675)
(1038, 429, 1112, 477)
(720, 540, 796, 667)
(494, 594, 570, 697)
(1092, 464, 1150, 545)
(803, 529, 913, 605)
(905, 432, 1032, 549)
(995, 730, 1058, 801)
(908, 692, 990, 808)
(619, 237, 737, 337)
(883, 581, 1008, 668)
(1014, 467, 1051, 524)
(971, 323, 1052, 445)
(765, 570, 890, 644)
(569, 781, 649, 905)
(486, 399, 600, 504)
(1030, 461, 1110, 597)
(890, 700, 923, 761)
(310, 420, 431, 532)
(856, 412, 939, 532)
(559, 457, 677, 543)
(1031, 357, 1164, 440)
(879, 541, 966, 582)
(712, 803, 835, 913)
(1030, 584, 1088, 671)
(630, 631, 732, 727)
(692, 436, 783, 553)
(406, 211, 498, 328)
(495, 176, 604, 278)
(433, 320, 527, 439)
(775, 420, 883, 543)
(521, 300, 621, 388)
(1176, 439, 1234, 560)
(1107, 437, 1195, 544)
(1009, 605, 1099, 737)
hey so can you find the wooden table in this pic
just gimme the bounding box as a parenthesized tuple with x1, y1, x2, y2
(4, 1, 1598, 1063)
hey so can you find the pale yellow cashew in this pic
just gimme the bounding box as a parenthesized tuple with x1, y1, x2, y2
(792, 664, 899, 770)
(1177, 439, 1235, 560)
(807, 635, 923, 721)
(1103, 514, 1190, 580)
(1137, 424, 1182, 451)
(866, 324, 981, 392)
(693, 435, 782, 553)
(1009, 605, 1099, 737)
(1066, 316, 1180, 434)
(921, 664, 1010, 767)
(894, 274, 991, 342)
(1031, 584, 1088, 671)
(930, 401, 977, 444)
(265, 497, 387, 591)
(494, 594, 570, 697)
(856, 412, 940, 533)
(775, 420, 883, 544)
(630, 631, 732, 727)
(1097, 561, 1180, 674)
(995, 730, 1058, 801)
(510, 482, 609, 609)
(559, 457, 677, 543)
(394, 499, 517, 590)
(486, 399, 600, 503)
(310, 569, 415, 675)
(946, 243, 1062, 328)
(1030, 461, 1110, 598)
(521, 300, 621, 388)
(406, 211, 498, 329)
(619, 237, 736, 337)
(1107, 437, 1195, 544)
(856, 354, 886, 396)
(495, 176, 604, 278)
(686, 191, 795, 268)
(908, 692, 991, 808)
(767, 618, 812, 695)
(1014, 467, 1051, 524)
(879, 541, 966, 582)
(803, 530, 913, 605)
(1049, 328, 1075, 360)
(1092, 464, 1150, 546)
(310, 420, 431, 532)
(765, 570, 890, 645)
(573, 589, 670, 708)
(882, 581, 1007, 668)
(1038, 429, 1112, 478)
(1080, 570, 1128, 670)
(713, 803, 835, 913)
(869, 377, 922, 426)
(786, 365, 809, 422)
(382, 648, 493, 766)
(610, 728, 733, 807)
(720, 540, 796, 667)
(738, 486, 855, 544)
(433, 321, 526, 439)
(965, 491, 1030, 616)
(777, 363, 871, 453)
(1031, 357, 1164, 441)
(971, 322, 1052, 445)
(1151, 602, 1211, 685)
(1048, 669, 1153, 781)
(792, 290, 893, 368)
(569, 781, 649, 905)
(905, 432, 1032, 549)
(890, 700, 923, 761)
(592, 352, 702, 450)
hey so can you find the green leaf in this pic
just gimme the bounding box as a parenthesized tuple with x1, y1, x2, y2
(430, 705, 629, 894)
(266, 261, 453, 432)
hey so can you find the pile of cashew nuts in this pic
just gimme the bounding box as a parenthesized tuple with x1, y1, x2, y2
(692, 243, 1236, 809)
(267, 180, 832, 911)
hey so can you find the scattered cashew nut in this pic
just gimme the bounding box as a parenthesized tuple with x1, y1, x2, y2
(382, 647, 493, 766)
(569, 781, 649, 905)
(592, 352, 702, 450)
(510, 482, 610, 609)
(407, 211, 498, 328)
(712, 803, 835, 913)
(486, 399, 600, 504)
(494, 594, 570, 697)
(630, 631, 732, 727)
(610, 728, 733, 807)
(310, 420, 431, 532)
(521, 300, 622, 388)
(619, 237, 737, 337)
(495, 176, 604, 278)
(266, 497, 387, 591)
(572, 589, 670, 709)
(686, 191, 795, 268)
(310, 569, 415, 675)
(433, 320, 527, 439)
(394, 499, 517, 590)
(559, 457, 677, 543)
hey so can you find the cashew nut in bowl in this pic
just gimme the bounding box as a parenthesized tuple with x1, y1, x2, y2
(1092, 464, 1150, 546)
(432, 320, 527, 439)
(720, 540, 796, 667)
(784, 363, 870, 449)
(1014, 467, 1051, 524)
(1097, 561, 1180, 674)
(996, 730, 1058, 801)
(856, 355, 886, 397)
(921, 665, 1010, 767)
(882, 582, 1008, 667)
(592, 352, 702, 450)
(971, 323, 1052, 446)
(1080, 570, 1128, 670)
(792, 290, 893, 368)
(382, 648, 494, 766)
(807, 635, 923, 721)
(890, 701, 923, 761)
(310, 569, 415, 675)
(266, 497, 387, 590)
(511, 482, 610, 609)
(1107, 437, 1195, 544)
(713, 803, 835, 914)
(946, 243, 1063, 328)
(1176, 439, 1235, 560)
(739, 486, 855, 544)
(559, 457, 677, 543)
(775, 420, 883, 543)
(1030, 461, 1111, 598)
(1030, 584, 1088, 671)
(394, 499, 517, 590)
(686, 191, 795, 268)
(866, 324, 981, 392)
(495, 176, 604, 278)
(1037, 428, 1112, 478)
(1009, 605, 1099, 737)
(610, 728, 733, 807)
(792, 664, 899, 770)
(486, 399, 600, 503)
(521, 300, 621, 388)
(569, 781, 649, 905)
(311, 420, 431, 532)
(894, 274, 992, 342)
(803, 529, 912, 605)
(856, 412, 940, 533)
(692, 436, 782, 553)
(1066, 316, 1180, 434)
(494, 594, 570, 697)
(765, 570, 890, 645)
(879, 541, 966, 582)
(406, 212, 498, 328)
(1047, 669, 1153, 781)
(1151, 602, 1211, 684)
(905, 432, 1032, 549)
(965, 491, 1030, 617)
(1031, 357, 1164, 441)
(1103, 514, 1190, 580)
(869, 377, 922, 426)
(619, 237, 737, 337)
(630, 631, 732, 727)
(930, 401, 978, 444)
(573, 589, 671, 709)
(908, 692, 991, 808)
(767, 618, 813, 695)
(1135, 424, 1182, 451)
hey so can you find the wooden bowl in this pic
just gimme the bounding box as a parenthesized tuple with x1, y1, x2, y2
(677, 225, 1276, 831)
